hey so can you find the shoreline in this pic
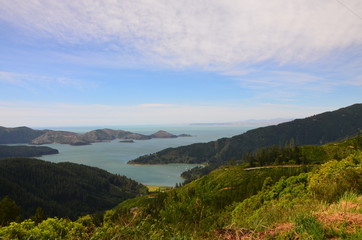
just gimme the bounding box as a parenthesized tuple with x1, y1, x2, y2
(128, 162, 207, 166)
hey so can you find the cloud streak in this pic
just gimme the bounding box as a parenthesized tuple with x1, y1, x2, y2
(1, 0, 361, 68)
(0, 71, 94, 91)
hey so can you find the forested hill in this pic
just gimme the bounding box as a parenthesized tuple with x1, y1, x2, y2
(0, 158, 148, 219)
(0, 126, 46, 144)
(129, 103, 362, 165)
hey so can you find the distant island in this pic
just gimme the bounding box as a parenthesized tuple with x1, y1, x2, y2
(0, 127, 192, 146)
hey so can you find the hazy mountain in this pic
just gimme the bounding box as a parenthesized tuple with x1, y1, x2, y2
(150, 130, 177, 138)
(0, 127, 46, 144)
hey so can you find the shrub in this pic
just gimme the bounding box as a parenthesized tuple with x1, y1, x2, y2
(308, 152, 362, 202)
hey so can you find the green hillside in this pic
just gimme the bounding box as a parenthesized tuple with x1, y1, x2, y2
(0, 158, 148, 220)
(129, 104, 362, 166)
(1, 136, 361, 239)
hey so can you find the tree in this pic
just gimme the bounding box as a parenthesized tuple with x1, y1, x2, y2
(32, 207, 46, 224)
(0, 196, 21, 226)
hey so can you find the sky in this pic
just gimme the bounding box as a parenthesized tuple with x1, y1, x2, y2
(0, 0, 361, 127)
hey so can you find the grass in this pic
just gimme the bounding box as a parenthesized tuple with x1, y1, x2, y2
(295, 215, 325, 240)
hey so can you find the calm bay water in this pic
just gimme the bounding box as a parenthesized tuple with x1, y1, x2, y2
(39, 125, 253, 186)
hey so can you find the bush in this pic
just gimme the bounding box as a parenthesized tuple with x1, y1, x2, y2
(0, 218, 89, 240)
(308, 152, 362, 202)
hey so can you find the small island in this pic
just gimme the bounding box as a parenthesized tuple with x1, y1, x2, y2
(178, 134, 192, 137)
(119, 140, 134, 143)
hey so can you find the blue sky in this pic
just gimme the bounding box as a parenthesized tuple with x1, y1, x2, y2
(0, 0, 361, 127)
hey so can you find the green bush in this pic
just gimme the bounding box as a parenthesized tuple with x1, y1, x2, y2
(308, 152, 362, 202)
(0, 217, 90, 240)
(231, 173, 311, 230)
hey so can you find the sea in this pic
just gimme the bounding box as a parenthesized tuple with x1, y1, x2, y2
(39, 125, 254, 186)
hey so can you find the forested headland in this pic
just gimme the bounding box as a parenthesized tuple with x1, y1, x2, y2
(0, 145, 59, 158)
(0, 158, 148, 220)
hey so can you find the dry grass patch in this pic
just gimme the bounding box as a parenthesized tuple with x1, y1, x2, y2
(314, 194, 362, 233)
(214, 223, 294, 240)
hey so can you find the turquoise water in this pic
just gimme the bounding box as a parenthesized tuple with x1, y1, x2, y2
(39, 125, 253, 186)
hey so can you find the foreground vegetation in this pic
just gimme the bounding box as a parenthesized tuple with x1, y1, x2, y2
(1, 135, 362, 239)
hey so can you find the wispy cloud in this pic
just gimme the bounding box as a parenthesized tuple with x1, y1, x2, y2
(0, 71, 95, 91)
(223, 69, 348, 103)
(231, 70, 324, 89)
(1, 0, 361, 69)
(137, 104, 172, 108)
(346, 75, 362, 86)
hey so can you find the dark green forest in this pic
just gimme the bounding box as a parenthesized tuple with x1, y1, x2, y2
(0, 145, 59, 158)
(0, 158, 148, 220)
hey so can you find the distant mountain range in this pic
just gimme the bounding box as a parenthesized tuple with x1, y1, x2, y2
(0, 128, 191, 146)
(129, 103, 362, 165)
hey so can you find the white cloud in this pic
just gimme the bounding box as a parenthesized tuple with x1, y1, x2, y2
(1, 0, 361, 68)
